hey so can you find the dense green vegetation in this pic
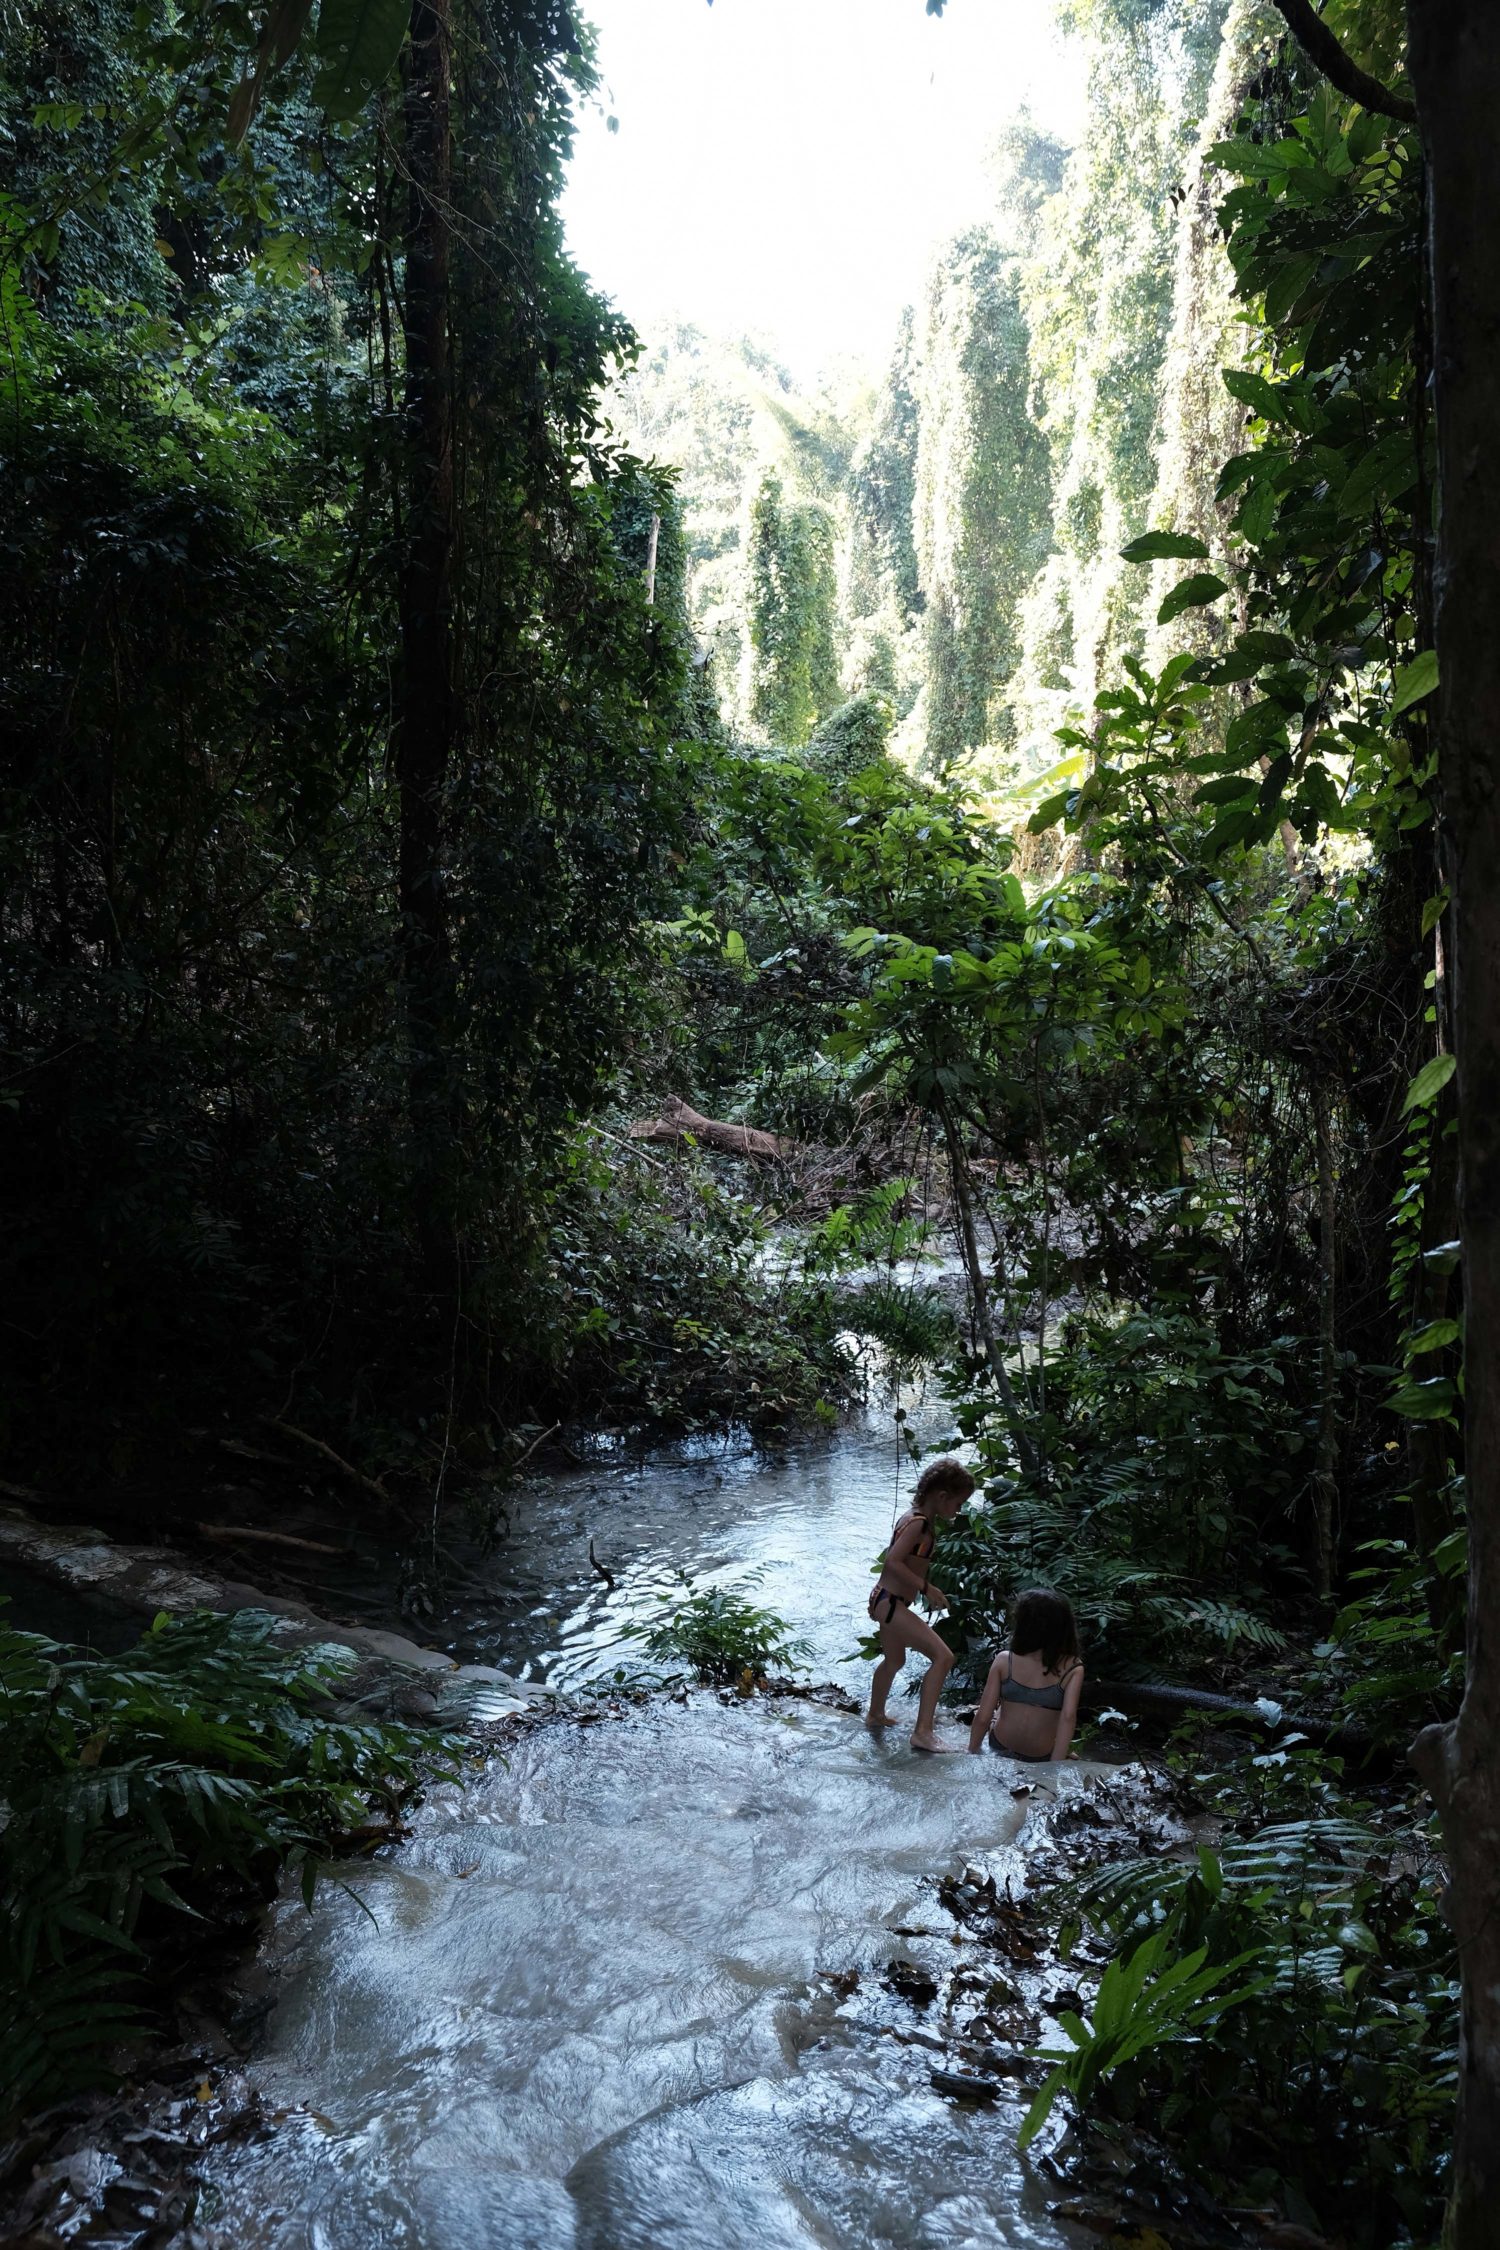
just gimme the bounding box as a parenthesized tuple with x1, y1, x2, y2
(0, 0, 1485, 2238)
(0, 1606, 454, 2119)
(617, 3, 1458, 2235)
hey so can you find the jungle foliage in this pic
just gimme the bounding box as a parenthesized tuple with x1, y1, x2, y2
(0, 0, 1467, 2231)
(0, 0, 849, 1491)
(1033, 1732, 1453, 2247)
(0, 1606, 455, 2120)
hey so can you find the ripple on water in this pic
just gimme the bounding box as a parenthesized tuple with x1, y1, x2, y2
(456, 1384, 966, 1693)
(211, 1698, 1086, 2250)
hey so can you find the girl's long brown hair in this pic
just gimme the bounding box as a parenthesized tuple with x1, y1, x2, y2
(1010, 1587, 1081, 1674)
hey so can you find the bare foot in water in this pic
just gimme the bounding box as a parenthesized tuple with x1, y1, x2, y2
(865, 1710, 900, 1729)
(910, 1730, 951, 1753)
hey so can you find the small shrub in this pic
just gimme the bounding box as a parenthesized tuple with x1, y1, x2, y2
(622, 1572, 811, 1684)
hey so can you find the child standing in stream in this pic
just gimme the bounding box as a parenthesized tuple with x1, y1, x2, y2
(865, 1457, 975, 1753)
(967, 1587, 1084, 1764)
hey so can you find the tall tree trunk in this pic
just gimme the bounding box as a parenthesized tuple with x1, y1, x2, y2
(1408, 1099, 1462, 1639)
(398, 0, 458, 1287)
(937, 1096, 1038, 1476)
(1405, 7, 1500, 2243)
(1311, 1081, 1339, 1604)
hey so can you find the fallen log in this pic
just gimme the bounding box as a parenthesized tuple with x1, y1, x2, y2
(628, 1095, 783, 1161)
(194, 1523, 346, 1558)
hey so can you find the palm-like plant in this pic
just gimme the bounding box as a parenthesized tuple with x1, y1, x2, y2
(0, 1605, 458, 2118)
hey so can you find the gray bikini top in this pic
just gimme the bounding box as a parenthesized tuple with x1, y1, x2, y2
(999, 1661, 1078, 1712)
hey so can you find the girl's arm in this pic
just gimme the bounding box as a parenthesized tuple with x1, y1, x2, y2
(1050, 1665, 1085, 1761)
(876, 1516, 930, 1601)
(969, 1653, 1007, 1753)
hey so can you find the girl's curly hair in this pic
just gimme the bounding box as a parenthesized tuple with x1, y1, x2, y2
(912, 1456, 975, 1512)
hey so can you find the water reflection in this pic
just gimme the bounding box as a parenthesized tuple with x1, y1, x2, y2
(473, 1381, 963, 1691)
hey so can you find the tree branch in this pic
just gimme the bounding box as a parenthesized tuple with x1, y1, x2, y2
(1269, 0, 1416, 123)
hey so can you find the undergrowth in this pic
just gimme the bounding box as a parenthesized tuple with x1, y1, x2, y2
(938, 1310, 1307, 1678)
(0, 1606, 461, 2122)
(1028, 1731, 1454, 2246)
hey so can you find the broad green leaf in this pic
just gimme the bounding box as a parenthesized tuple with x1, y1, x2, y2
(1421, 891, 1450, 939)
(1225, 702, 1284, 760)
(1236, 480, 1278, 543)
(1392, 650, 1439, 715)
(1120, 531, 1210, 564)
(1237, 630, 1297, 664)
(1338, 433, 1417, 519)
(1222, 367, 1301, 425)
(312, 0, 413, 121)
(1158, 573, 1230, 626)
(1401, 1052, 1456, 1115)
(1385, 1376, 1457, 1422)
(1203, 805, 1256, 856)
(1027, 790, 1074, 834)
(1195, 645, 1264, 685)
(1406, 1318, 1460, 1356)
(1195, 777, 1258, 807)
(1264, 252, 1320, 325)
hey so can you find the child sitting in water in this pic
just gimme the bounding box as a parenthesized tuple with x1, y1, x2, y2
(865, 1457, 975, 1753)
(967, 1588, 1084, 1764)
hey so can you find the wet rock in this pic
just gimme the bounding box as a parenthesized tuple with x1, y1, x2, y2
(884, 1960, 940, 2007)
(929, 2068, 1001, 2102)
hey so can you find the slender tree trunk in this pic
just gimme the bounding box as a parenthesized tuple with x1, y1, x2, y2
(1408, 1101, 1462, 1639)
(1311, 1081, 1339, 1603)
(644, 511, 660, 607)
(937, 1096, 1038, 1475)
(398, 0, 458, 1286)
(1405, 9, 1500, 2243)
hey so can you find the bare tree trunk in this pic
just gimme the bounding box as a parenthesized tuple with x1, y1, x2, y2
(937, 1097, 1038, 1476)
(1405, 8, 1500, 2242)
(1311, 1081, 1339, 1603)
(644, 511, 660, 607)
(398, 0, 458, 1286)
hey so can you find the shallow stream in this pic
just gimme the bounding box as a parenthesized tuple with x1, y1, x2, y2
(209, 1393, 1095, 2249)
(437, 1381, 963, 1693)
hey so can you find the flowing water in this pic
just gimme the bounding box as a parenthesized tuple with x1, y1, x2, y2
(209, 1390, 1094, 2249)
(430, 1378, 963, 1693)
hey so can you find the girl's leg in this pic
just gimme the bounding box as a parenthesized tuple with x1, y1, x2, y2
(869, 1606, 954, 1750)
(910, 1619, 953, 1752)
(866, 1614, 907, 1726)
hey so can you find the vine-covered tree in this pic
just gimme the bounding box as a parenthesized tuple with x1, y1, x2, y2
(912, 225, 1052, 767)
(743, 470, 841, 747)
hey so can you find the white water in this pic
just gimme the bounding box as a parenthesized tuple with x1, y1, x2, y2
(210, 1398, 1093, 2249)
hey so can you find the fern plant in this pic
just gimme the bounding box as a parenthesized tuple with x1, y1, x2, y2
(620, 1571, 811, 1685)
(1029, 1767, 1455, 2246)
(0, 1605, 460, 2119)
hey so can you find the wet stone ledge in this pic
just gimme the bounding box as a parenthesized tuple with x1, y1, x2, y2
(0, 1505, 544, 1726)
